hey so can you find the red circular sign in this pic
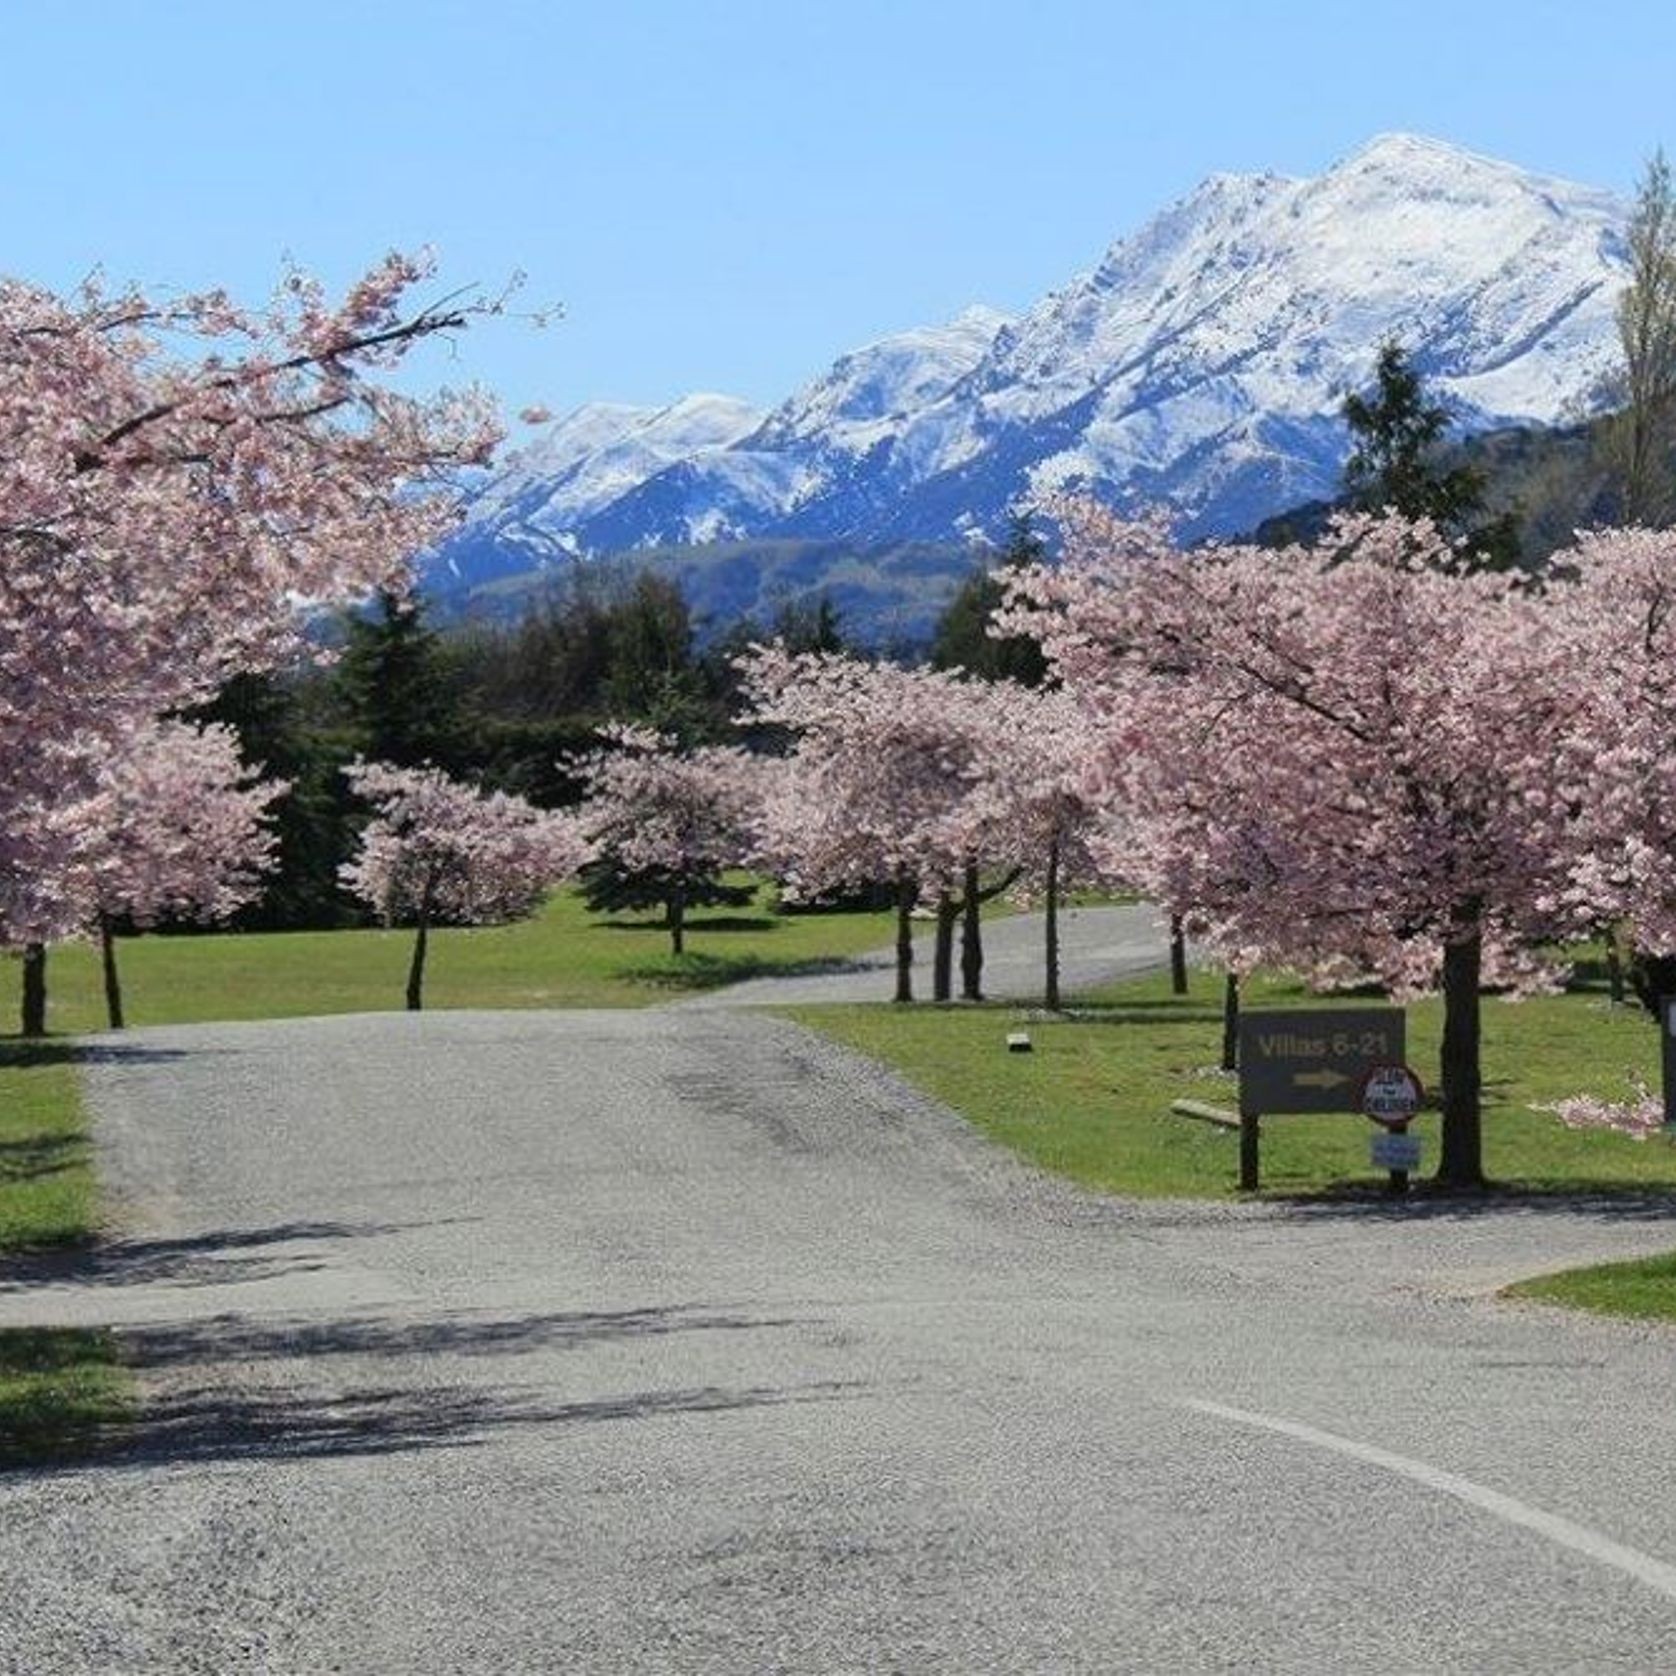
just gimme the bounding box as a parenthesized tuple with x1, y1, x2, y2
(1359, 1063, 1425, 1129)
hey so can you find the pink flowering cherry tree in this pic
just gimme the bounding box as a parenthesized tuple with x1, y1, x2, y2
(971, 683, 1127, 1010)
(78, 721, 286, 1031)
(341, 762, 590, 1011)
(569, 725, 764, 957)
(738, 647, 1007, 1003)
(1, 253, 502, 997)
(1003, 504, 1596, 1189)
(1556, 527, 1676, 1008)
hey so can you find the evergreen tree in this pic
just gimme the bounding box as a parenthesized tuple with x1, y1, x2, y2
(771, 593, 846, 655)
(1342, 341, 1520, 569)
(336, 588, 461, 767)
(930, 513, 1049, 683)
(196, 672, 361, 928)
(601, 572, 708, 736)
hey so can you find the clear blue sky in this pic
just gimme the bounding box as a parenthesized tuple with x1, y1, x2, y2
(5, 1, 1673, 425)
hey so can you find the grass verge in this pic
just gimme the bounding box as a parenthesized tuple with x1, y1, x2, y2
(0, 1045, 98, 1249)
(1506, 1253, 1676, 1323)
(0, 1330, 130, 1467)
(0, 883, 903, 1034)
(0, 1047, 132, 1465)
(788, 966, 1676, 1200)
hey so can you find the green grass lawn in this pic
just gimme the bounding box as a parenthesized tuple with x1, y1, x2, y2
(1506, 1252, 1676, 1322)
(0, 1047, 132, 1463)
(0, 884, 903, 1036)
(0, 1046, 99, 1249)
(788, 965, 1676, 1201)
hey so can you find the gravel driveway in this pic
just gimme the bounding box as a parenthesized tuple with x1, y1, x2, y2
(3, 1008, 1676, 1672)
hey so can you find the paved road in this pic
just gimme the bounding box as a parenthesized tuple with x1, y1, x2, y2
(4, 1010, 1676, 1672)
(680, 901, 1169, 1007)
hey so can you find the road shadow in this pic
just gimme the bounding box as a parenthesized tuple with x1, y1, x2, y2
(1268, 1184, 1676, 1223)
(91, 1376, 862, 1470)
(0, 1219, 440, 1292)
(12, 1303, 853, 1473)
(119, 1303, 802, 1368)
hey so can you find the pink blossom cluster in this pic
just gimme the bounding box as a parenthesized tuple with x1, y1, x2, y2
(80, 720, 285, 930)
(998, 504, 1599, 996)
(568, 724, 762, 882)
(1, 719, 283, 945)
(1537, 1084, 1669, 1142)
(341, 761, 589, 927)
(1, 256, 502, 943)
(736, 646, 1117, 904)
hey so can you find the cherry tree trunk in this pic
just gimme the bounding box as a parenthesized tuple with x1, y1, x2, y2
(894, 869, 915, 1004)
(669, 878, 687, 957)
(20, 943, 46, 1037)
(960, 861, 984, 1001)
(1044, 837, 1062, 1012)
(1169, 914, 1189, 996)
(406, 910, 430, 1012)
(1606, 932, 1625, 1006)
(1221, 971, 1240, 1072)
(933, 893, 958, 1002)
(1437, 930, 1486, 1190)
(100, 917, 125, 1031)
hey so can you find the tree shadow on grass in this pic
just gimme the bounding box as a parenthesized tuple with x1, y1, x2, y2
(0, 1040, 196, 1069)
(0, 1134, 88, 1185)
(621, 953, 876, 992)
(1054, 1004, 1226, 1026)
(600, 916, 778, 935)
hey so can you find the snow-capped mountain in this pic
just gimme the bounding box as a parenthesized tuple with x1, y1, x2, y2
(433, 133, 1629, 597)
(435, 393, 764, 584)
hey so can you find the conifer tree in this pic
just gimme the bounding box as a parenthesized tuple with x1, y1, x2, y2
(930, 513, 1049, 683)
(337, 589, 461, 768)
(1342, 342, 1520, 569)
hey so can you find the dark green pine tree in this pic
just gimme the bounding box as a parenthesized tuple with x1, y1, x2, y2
(196, 672, 362, 928)
(601, 572, 711, 738)
(336, 588, 462, 767)
(930, 512, 1049, 684)
(1342, 341, 1521, 570)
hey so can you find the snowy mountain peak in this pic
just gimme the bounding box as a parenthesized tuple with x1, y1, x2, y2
(438, 135, 1632, 606)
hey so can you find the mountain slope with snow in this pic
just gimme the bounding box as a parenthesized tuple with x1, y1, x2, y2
(431, 133, 1629, 599)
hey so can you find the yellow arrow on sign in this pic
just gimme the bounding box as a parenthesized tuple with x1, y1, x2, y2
(1294, 1069, 1350, 1090)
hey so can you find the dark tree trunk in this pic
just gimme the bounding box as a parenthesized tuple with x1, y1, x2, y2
(1169, 913, 1189, 996)
(1437, 930, 1486, 1190)
(1606, 932, 1625, 1007)
(405, 910, 430, 1012)
(933, 893, 957, 1002)
(894, 869, 915, 1003)
(1044, 837, 1062, 1011)
(1221, 970, 1240, 1073)
(669, 877, 687, 957)
(960, 861, 984, 1001)
(1629, 948, 1676, 1018)
(20, 942, 46, 1038)
(100, 917, 125, 1031)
